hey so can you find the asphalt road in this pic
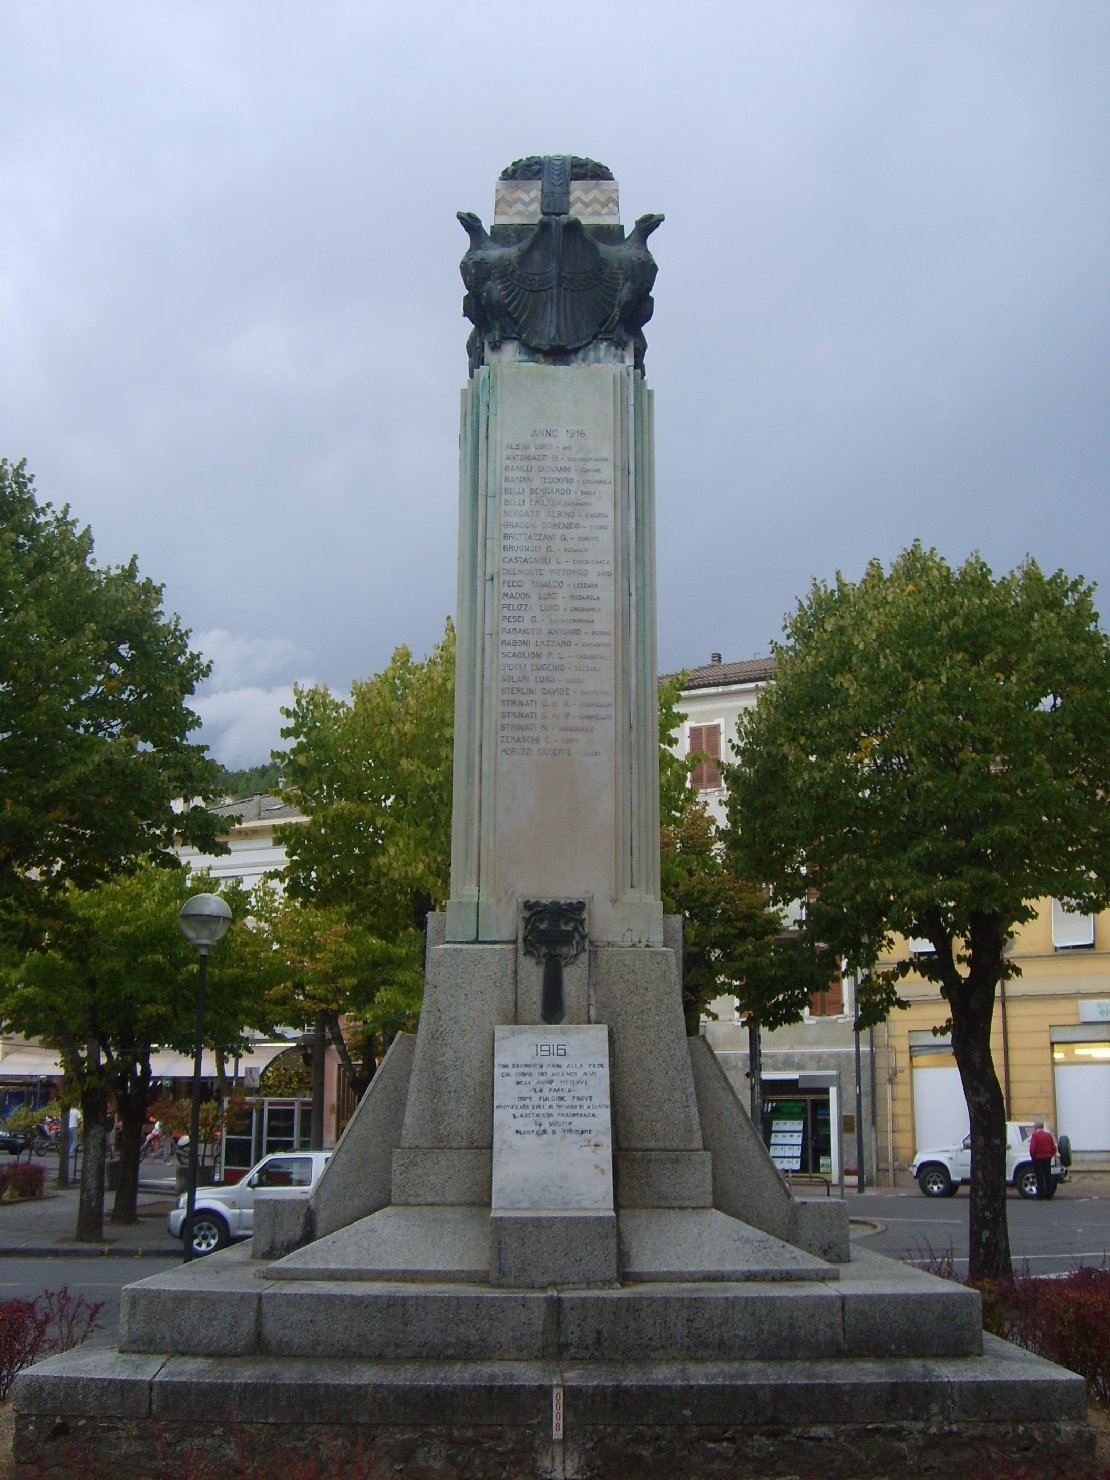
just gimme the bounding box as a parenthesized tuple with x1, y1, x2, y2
(0, 1255, 180, 1347)
(850, 1184, 1110, 1275)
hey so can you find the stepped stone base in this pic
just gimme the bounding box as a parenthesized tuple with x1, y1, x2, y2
(14, 1337, 1093, 1480)
(111, 1244, 978, 1363)
(254, 1204, 839, 1287)
(16, 1240, 1087, 1477)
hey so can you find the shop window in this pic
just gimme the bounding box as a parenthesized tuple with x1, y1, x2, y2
(762, 1090, 833, 1176)
(688, 723, 722, 789)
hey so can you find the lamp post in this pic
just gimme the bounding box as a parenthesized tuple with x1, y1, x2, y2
(852, 954, 872, 1194)
(178, 893, 232, 1262)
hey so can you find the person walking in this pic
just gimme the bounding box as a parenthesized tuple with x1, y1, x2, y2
(1028, 1120, 1057, 1200)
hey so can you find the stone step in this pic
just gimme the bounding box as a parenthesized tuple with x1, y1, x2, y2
(118, 1244, 983, 1363)
(619, 1207, 838, 1281)
(260, 1204, 839, 1285)
(15, 1337, 1092, 1480)
(265, 1205, 491, 1282)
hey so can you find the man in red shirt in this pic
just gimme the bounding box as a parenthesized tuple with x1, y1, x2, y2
(1028, 1120, 1058, 1200)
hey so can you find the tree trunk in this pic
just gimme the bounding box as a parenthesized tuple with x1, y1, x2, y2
(110, 1079, 149, 1224)
(75, 1084, 108, 1242)
(325, 1011, 373, 1100)
(214, 1047, 231, 1103)
(310, 1013, 327, 1148)
(949, 925, 1012, 1282)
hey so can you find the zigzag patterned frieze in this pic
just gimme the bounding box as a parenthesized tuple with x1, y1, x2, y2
(494, 182, 620, 224)
(570, 183, 619, 221)
(495, 183, 542, 221)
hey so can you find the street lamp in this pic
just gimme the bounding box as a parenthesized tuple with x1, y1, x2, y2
(853, 975, 866, 1194)
(178, 893, 232, 1262)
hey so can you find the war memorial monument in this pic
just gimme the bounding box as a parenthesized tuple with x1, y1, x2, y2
(14, 156, 1094, 1478)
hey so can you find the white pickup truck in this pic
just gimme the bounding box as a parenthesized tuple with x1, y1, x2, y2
(168, 1149, 331, 1256)
(911, 1122, 1069, 1199)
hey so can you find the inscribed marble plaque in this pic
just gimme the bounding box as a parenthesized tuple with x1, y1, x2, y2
(492, 1025, 613, 1211)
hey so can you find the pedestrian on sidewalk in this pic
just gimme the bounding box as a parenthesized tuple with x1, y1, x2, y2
(1028, 1119, 1057, 1200)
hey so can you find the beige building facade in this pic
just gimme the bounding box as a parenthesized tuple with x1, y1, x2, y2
(876, 905, 1110, 1175)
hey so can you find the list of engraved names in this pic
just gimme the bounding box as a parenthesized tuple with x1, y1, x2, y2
(498, 425, 615, 761)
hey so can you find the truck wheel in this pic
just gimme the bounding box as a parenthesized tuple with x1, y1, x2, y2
(1014, 1163, 1039, 1199)
(1058, 1134, 1072, 1169)
(917, 1164, 953, 1198)
(188, 1212, 230, 1256)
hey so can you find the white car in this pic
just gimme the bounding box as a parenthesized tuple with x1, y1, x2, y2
(168, 1149, 331, 1256)
(911, 1122, 1069, 1199)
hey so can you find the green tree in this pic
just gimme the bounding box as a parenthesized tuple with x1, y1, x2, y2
(214, 761, 283, 799)
(662, 799, 784, 1034)
(658, 675, 695, 840)
(274, 624, 454, 1101)
(252, 891, 423, 1103)
(0, 459, 221, 945)
(0, 865, 274, 1238)
(727, 543, 1110, 1279)
(278, 621, 455, 947)
(660, 675, 827, 1043)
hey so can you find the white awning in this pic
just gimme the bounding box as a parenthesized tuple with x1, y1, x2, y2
(0, 1047, 64, 1079)
(148, 1044, 294, 1079)
(0, 1043, 294, 1081)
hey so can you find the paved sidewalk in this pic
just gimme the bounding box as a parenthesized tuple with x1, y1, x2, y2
(0, 1175, 182, 1257)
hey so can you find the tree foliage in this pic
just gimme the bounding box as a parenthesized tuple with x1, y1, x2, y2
(0, 865, 274, 1236)
(0, 459, 221, 944)
(659, 675, 821, 1033)
(213, 761, 283, 799)
(250, 891, 423, 1100)
(727, 542, 1110, 1278)
(277, 622, 455, 944)
(658, 675, 695, 841)
(272, 624, 454, 1097)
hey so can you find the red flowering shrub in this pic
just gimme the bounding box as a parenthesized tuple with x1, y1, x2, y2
(7, 1161, 46, 1198)
(976, 1266, 1110, 1404)
(0, 1297, 51, 1400)
(38, 1284, 104, 1353)
(0, 1286, 103, 1400)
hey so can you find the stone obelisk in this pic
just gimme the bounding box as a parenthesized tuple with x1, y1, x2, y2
(221, 157, 842, 1290)
(399, 156, 703, 1286)
(447, 156, 664, 952)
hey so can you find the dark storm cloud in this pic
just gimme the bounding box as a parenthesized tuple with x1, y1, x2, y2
(2, 1, 1108, 763)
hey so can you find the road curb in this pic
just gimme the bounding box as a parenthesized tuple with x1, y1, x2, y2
(847, 1217, 886, 1237)
(0, 1243, 181, 1259)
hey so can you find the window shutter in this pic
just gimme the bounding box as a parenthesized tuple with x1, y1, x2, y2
(689, 724, 722, 790)
(809, 966, 844, 1017)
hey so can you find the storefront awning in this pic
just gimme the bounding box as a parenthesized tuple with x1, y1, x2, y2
(148, 1044, 294, 1080)
(0, 1042, 294, 1081)
(0, 1047, 64, 1079)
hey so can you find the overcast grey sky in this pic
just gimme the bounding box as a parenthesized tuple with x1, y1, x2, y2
(4, 2, 1108, 767)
